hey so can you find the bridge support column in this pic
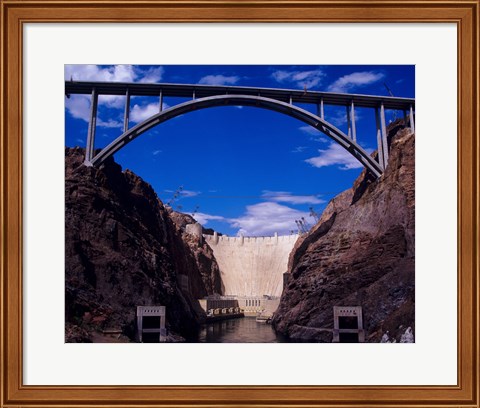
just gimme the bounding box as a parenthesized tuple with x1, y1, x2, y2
(85, 88, 98, 165)
(380, 103, 389, 167)
(350, 101, 357, 142)
(159, 90, 163, 112)
(346, 105, 352, 139)
(409, 104, 415, 133)
(375, 108, 385, 170)
(123, 89, 130, 133)
(317, 98, 325, 119)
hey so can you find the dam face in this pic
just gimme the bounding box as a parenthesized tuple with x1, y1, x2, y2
(204, 233, 299, 297)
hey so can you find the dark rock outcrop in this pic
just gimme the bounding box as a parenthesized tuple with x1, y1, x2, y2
(273, 123, 415, 342)
(168, 210, 224, 295)
(65, 148, 221, 342)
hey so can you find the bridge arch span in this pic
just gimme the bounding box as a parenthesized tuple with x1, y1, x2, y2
(88, 94, 383, 178)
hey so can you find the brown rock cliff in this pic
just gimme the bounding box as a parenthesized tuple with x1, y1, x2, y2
(168, 210, 224, 295)
(65, 148, 221, 342)
(273, 122, 415, 342)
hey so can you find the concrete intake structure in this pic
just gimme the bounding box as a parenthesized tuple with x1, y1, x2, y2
(204, 233, 298, 298)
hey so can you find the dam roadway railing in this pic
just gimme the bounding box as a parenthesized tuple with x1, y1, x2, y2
(203, 233, 298, 246)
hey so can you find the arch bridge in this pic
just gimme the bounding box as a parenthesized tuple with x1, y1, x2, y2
(65, 81, 415, 178)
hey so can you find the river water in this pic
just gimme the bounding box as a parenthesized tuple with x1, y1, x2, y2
(195, 317, 288, 343)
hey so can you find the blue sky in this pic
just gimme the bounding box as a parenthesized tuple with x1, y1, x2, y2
(65, 65, 414, 236)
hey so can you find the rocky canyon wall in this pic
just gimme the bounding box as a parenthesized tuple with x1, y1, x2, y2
(65, 148, 221, 342)
(273, 122, 415, 342)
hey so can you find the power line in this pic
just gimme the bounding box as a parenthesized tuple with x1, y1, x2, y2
(161, 192, 345, 200)
(166, 185, 183, 206)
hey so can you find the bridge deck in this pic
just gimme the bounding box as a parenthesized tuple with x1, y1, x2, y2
(65, 81, 414, 110)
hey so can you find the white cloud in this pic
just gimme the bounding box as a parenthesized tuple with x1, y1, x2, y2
(271, 69, 325, 89)
(291, 146, 307, 153)
(297, 126, 331, 143)
(261, 191, 325, 205)
(327, 71, 384, 93)
(137, 66, 165, 83)
(65, 95, 123, 128)
(65, 95, 90, 122)
(152, 150, 162, 156)
(65, 64, 164, 83)
(97, 118, 123, 129)
(326, 109, 350, 127)
(299, 125, 320, 136)
(65, 65, 166, 126)
(311, 136, 329, 143)
(198, 75, 240, 86)
(192, 212, 225, 225)
(130, 102, 160, 123)
(180, 190, 200, 198)
(129, 100, 171, 124)
(190, 202, 313, 236)
(317, 107, 363, 128)
(299, 106, 363, 136)
(65, 64, 136, 82)
(305, 143, 373, 170)
(98, 94, 126, 109)
(230, 202, 310, 236)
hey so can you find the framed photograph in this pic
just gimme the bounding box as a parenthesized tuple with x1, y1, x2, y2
(1, 1, 478, 407)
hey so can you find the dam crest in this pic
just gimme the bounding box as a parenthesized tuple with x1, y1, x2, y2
(204, 232, 298, 246)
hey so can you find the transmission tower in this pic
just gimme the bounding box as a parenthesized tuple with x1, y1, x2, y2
(167, 185, 184, 207)
(302, 217, 311, 230)
(295, 219, 309, 234)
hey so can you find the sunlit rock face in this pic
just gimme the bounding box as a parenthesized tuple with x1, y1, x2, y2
(273, 122, 415, 343)
(168, 212, 224, 296)
(205, 234, 298, 297)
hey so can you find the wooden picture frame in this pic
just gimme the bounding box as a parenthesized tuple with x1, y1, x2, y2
(1, 1, 478, 407)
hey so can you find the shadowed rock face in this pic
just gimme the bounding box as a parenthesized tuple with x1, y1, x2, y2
(65, 148, 221, 342)
(273, 123, 415, 343)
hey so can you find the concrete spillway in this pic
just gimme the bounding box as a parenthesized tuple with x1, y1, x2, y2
(204, 234, 299, 297)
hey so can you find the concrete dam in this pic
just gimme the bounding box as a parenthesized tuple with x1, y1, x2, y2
(204, 233, 299, 298)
